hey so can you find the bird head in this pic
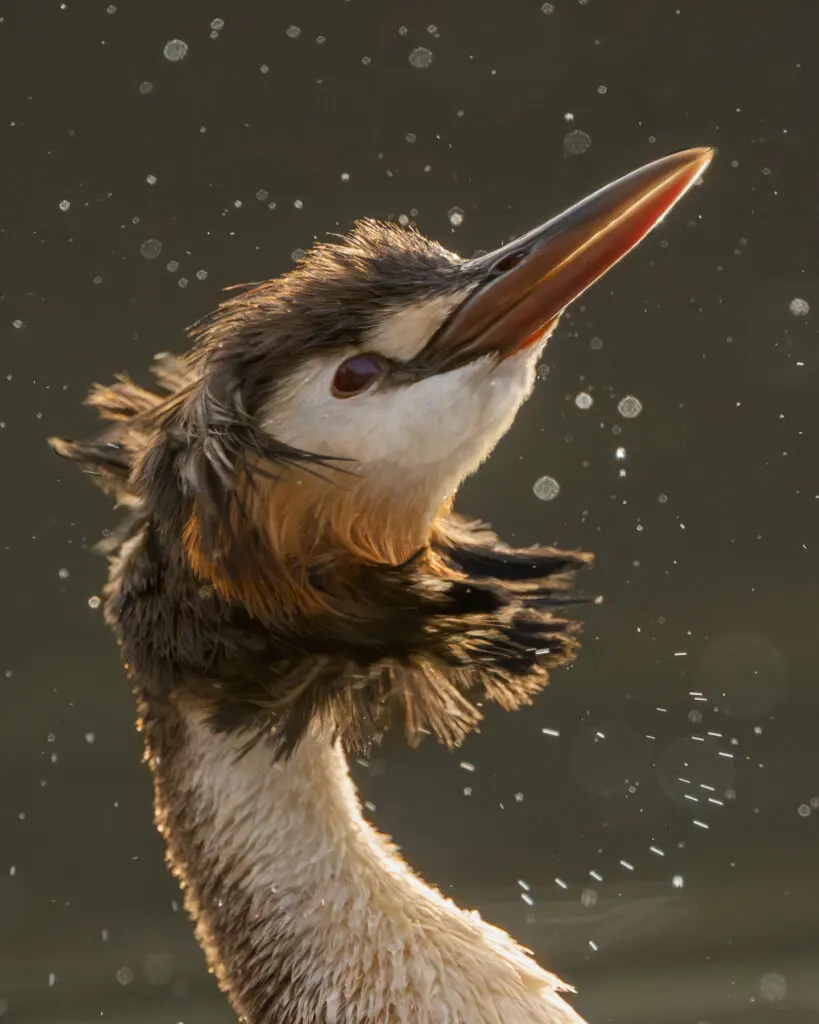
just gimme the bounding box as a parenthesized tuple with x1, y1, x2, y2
(51, 148, 712, 752)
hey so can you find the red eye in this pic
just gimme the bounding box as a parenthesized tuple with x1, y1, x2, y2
(331, 353, 387, 398)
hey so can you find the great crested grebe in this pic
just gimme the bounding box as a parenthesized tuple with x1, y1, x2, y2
(51, 148, 712, 1024)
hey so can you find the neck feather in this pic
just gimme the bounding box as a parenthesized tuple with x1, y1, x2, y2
(141, 694, 586, 1024)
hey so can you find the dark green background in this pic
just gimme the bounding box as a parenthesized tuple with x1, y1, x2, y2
(1, 0, 817, 1020)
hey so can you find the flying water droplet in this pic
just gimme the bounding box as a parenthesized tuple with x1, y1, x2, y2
(140, 239, 162, 259)
(409, 46, 433, 69)
(759, 973, 787, 1002)
(563, 130, 592, 156)
(617, 395, 643, 418)
(533, 475, 560, 501)
(163, 39, 188, 62)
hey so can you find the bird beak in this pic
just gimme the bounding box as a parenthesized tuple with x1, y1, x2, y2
(427, 147, 714, 366)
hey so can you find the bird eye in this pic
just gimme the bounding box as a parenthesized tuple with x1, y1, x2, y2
(331, 353, 387, 398)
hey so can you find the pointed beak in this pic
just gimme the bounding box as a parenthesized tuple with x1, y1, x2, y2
(426, 147, 714, 367)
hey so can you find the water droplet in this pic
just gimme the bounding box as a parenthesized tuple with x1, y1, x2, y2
(789, 297, 809, 317)
(163, 39, 188, 62)
(195, 269, 208, 281)
(58, 199, 70, 212)
(797, 803, 811, 817)
(448, 206, 464, 227)
(563, 129, 592, 156)
(759, 973, 787, 1002)
(138, 81, 153, 94)
(615, 446, 626, 460)
(211, 17, 224, 31)
(361, 55, 371, 65)
(541, 2, 555, 11)
(145, 174, 157, 186)
(575, 391, 593, 409)
(166, 260, 179, 273)
(88, 595, 101, 609)
(340, 172, 350, 182)
(597, 84, 608, 94)
(293, 199, 304, 209)
(672, 874, 684, 888)
(580, 888, 598, 908)
(409, 46, 433, 69)
(116, 966, 134, 986)
(533, 475, 560, 501)
(617, 394, 643, 418)
(11, 320, 23, 329)
(106, 4, 116, 13)
(85, 732, 95, 743)
(139, 239, 162, 260)
(286, 25, 301, 39)
(589, 336, 603, 350)
(57, 568, 70, 579)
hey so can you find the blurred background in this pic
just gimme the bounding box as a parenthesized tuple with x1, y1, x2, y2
(1, 0, 818, 1021)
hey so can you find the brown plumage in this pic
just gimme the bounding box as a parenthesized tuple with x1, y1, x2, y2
(51, 223, 591, 758)
(49, 149, 711, 1024)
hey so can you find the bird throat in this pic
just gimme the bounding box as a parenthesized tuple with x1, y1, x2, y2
(183, 466, 450, 626)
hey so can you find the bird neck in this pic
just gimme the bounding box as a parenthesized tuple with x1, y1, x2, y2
(139, 693, 585, 1024)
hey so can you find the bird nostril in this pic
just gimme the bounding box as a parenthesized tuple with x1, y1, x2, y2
(489, 249, 526, 277)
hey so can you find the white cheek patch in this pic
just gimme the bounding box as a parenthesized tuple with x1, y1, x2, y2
(263, 347, 541, 491)
(363, 289, 475, 363)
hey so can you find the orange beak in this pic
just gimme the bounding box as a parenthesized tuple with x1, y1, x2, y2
(426, 147, 714, 366)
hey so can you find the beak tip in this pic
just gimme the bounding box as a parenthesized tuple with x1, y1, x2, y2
(685, 145, 717, 174)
